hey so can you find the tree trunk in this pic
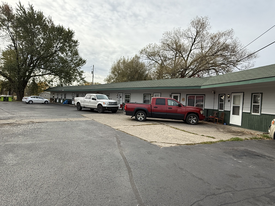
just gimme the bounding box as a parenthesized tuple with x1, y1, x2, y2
(15, 81, 28, 101)
(16, 89, 25, 101)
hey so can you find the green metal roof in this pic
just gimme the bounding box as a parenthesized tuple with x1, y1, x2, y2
(47, 64, 275, 92)
(201, 64, 275, 88)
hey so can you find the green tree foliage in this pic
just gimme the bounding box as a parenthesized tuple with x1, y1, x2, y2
(140, 16, 257, 79)
(0, 3, 86, 100)
(105, 55, 152, 83)
(24, 79, 48, 96)
(0, 79, 13, 94)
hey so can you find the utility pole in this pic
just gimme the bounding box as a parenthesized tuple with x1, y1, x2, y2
(91, 65, 94, 85)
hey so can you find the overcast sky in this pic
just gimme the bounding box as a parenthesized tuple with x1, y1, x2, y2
(7, 0, 275, 83)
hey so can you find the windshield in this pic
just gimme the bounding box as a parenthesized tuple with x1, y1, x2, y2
(96, 94, 109, 100)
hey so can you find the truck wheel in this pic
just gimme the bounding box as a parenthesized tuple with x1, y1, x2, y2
(77, 103, 82, 111)
(135, 110, 146, 121)
(186, 113, 198, 125)
(97, 105, 104, 113)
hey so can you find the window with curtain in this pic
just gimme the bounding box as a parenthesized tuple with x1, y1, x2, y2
(252, 93, 261, 115)
(143, 93, 151, 104)
(187, 95, 204, 109)
(125, 94, 131, 103)
(218, 94, 225, 111)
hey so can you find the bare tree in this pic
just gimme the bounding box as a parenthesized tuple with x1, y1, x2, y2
(140, 16, 257, 79)
(105, 55, 152, 83)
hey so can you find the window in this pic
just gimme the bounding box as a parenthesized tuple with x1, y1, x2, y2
(125, 94, 131, 103)
(218, 94, 225, 111)
(153, 93, 161, 97)
(168, 99, 179, 106)
(85, 94, 91, 99)
(156, 98, 165, 105)
(143, 94, 151, 104)
(172, 94, 180, 101)
(252, 93, 261, 115)
(96, 94, 108, 100)
(187, 95, 204, 109)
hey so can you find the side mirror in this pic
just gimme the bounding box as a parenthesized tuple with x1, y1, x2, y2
(178, 104, 182, 107)
(92, 98, 96, 100)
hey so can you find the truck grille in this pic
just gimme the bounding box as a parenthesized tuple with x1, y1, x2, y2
(108, 102, 118, 105)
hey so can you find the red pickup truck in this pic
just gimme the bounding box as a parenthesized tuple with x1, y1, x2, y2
(124, 97, 205, 124)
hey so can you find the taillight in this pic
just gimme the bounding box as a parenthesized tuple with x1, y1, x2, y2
(124, 105, 127, 110)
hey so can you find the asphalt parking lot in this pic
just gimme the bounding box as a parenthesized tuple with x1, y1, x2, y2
(0, 102, 265, 147)
(1, 102, 275, 206)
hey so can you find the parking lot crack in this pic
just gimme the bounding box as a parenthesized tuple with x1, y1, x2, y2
(115, 134, 144, 206)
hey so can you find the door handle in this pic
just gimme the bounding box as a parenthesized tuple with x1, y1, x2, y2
(168, 107, 172, 109)
(154, 106, 158, 108)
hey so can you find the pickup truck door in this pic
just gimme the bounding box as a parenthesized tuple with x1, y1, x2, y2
(84, 94, 91, 106)
(151, 98, 167, 118)
(90, 95, 97, 108)
(166, 99, 185, 120)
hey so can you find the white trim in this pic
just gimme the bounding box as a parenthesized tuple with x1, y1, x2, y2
(251, 93, 262, 115)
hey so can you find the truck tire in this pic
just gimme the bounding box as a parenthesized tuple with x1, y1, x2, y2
(186, 113, 198, 125)
(77, 103, 82, 111)
(135, 110, 147, 121)
(97, 104, 104, 113)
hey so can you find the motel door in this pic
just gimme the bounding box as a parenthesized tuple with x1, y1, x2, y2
(230, 93, 243, 126)
(117, 93, 123, 108)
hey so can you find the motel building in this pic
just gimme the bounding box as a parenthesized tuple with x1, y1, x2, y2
(47, 64, 275, 132)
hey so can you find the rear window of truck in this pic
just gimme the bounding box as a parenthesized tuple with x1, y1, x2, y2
(155, 98, 166, 105)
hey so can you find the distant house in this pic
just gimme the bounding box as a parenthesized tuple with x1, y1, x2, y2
(47, 64, 275, 132)
(39, 91, 51, 100)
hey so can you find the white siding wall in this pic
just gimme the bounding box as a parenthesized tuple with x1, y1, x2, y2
(109, 93, 117, 101)
(260, 87, 275, 115)
(66, 93, 72, 99)
(51, 82, 275, 115)
(243, 91, 251, 113)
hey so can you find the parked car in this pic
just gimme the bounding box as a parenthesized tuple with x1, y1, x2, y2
(22, 96, 29, 102)
(268, 119, 275, 139)
(25, 96, 49, 104)
(124, 97, 205, 124)
(74, 93, 118, 113)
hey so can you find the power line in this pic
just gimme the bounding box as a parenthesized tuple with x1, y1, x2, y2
(240, 40, 275, 61)
(241, 24, 275, 50)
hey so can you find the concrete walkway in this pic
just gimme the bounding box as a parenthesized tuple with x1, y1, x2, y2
(82, 111, 264, 147)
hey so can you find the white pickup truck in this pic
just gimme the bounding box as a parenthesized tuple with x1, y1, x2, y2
(74, 94, 119, 113)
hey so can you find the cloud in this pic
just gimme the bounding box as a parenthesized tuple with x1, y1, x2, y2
(6, 0, 275, 83)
